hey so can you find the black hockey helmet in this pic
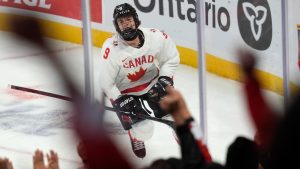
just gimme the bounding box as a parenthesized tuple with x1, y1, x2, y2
(113, 3, 141, 41)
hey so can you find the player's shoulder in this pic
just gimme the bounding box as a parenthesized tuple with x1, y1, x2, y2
(102, 34, 118, 49)
(140, 27, 170, 40)
(100, 34, 121, 60)
(140, 27, 160, 35)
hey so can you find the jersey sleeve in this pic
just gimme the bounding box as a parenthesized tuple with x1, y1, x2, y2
(155, 30, 180, 78)
(176, 118, 212, 166)
(97, 40, 121, 101)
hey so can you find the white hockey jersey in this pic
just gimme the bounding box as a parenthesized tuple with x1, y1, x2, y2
(97, 27, 180, 101)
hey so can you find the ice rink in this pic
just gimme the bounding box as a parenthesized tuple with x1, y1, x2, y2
(0, 31, 283, 169)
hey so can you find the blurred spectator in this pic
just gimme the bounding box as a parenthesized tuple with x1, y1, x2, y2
(268, 80, 300, 169)
(160, 86, 260, 169)
(10, 16, 132, 169)
(160, 87, 212, 169)
(239, 50, 300, 169)
(77, 141, 89, 169)
(239, 50, 280, 152)
(0, 158, 13, 169)
(239, 50, 279, 169)
(225, 136, 259, 169)
(143, 158, 182, 169)
(254, 132, 270, 169)
(33, 149, 59, 169)
(202, 162, 225, 169)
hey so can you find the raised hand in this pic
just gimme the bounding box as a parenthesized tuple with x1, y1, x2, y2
(0, 158, 13, 169)
(160, 87, 191, 126)
(46, 150, 59, 169)
(33, 150, 59, 169)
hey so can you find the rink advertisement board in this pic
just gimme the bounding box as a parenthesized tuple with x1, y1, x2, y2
(0, 0, 102, 23)
(1, 0, 300, 93)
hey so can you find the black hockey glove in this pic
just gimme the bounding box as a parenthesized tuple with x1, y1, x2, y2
(147, 76, 174, 102)
(114, 95, 140, 117)
(114, 95, 147, 130)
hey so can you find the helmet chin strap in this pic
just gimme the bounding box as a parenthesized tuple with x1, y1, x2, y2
(120, 28, 138, 41)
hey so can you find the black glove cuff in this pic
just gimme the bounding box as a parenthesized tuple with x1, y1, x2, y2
(176, 117, 194, 134)
(158, 76, 174, 87)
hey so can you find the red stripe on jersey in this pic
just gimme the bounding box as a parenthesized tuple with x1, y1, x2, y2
(121, 71, 159, 94)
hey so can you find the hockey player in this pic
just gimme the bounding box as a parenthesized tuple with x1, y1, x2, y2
(97, 3, 180, 158)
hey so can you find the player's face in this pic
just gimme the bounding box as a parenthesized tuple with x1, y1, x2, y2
(117, 16, 136, 31)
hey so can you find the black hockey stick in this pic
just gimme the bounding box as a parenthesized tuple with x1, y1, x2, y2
(8, 85, 176, 129)
(9, 85, 73, 101)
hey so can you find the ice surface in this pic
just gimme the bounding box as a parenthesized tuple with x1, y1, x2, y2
(0, 31, 283, 169)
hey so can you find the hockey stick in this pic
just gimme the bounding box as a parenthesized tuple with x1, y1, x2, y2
(9, 85, 73, 102)
(8, 85, 176, 129)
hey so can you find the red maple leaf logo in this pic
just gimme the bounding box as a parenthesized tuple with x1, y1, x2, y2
(127, 67, 147, 82)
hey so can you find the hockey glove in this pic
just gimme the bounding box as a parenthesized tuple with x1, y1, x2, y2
(147, 76, 174, 102)
(114, 95, 139, 117)
(114, 95, 146, 130)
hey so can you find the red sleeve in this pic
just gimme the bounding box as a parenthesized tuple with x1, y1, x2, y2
(188, 121, 212, 163)
(244, 74, 279, 149)
(195, 140, 212, 163)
